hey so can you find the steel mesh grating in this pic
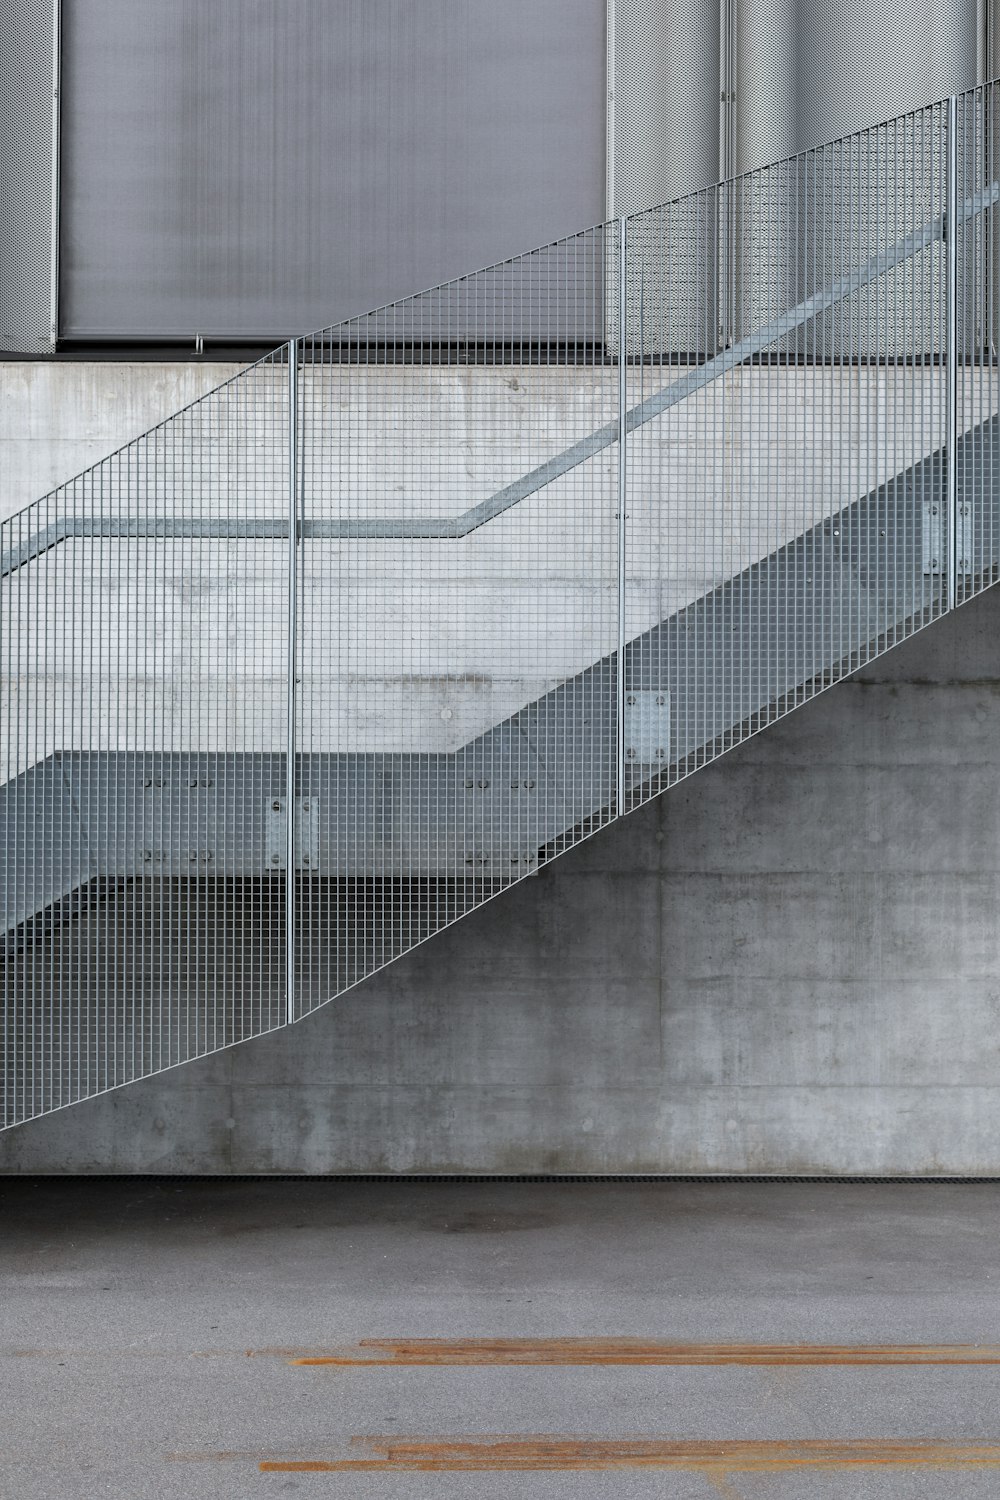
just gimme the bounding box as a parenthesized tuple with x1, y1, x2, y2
(4, 85, 1000, 1128)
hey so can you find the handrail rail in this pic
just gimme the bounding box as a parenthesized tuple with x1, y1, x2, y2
(3, 179, 997, 580)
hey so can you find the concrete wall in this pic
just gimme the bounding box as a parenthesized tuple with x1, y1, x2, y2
(0, 362, 243, 516)
(4, 359, 1000, 1172)
(3, 360, 993, 772)
(4, 582, 1000, 1174)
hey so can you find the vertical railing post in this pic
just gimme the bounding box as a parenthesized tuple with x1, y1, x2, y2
(286, 339, 298, 1026)
(946, 95, 959, 611)
(616, 215, 628, 817)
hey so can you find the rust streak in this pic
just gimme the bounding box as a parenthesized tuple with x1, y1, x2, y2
(258, 1438, 1000, 1473)
(285, 1339, 1000, 1367)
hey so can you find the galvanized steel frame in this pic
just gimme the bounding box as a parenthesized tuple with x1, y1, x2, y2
(3, 86, 1000, 1127)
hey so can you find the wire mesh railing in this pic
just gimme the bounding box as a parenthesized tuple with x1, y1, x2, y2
(4, 83, 1000, 1126)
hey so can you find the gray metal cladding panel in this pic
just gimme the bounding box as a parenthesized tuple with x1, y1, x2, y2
(735, 0, 977, 172)
(613, 1, 722, 354)
(0, 0, 55, 353)
(59, 0, 607, 341)
(613, 0, 720, 214)
(335, 238, 610, 346)
(730, 1, 977, 359)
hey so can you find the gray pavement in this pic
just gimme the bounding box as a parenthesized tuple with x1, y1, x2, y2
(3, 1178, 1000, 1497)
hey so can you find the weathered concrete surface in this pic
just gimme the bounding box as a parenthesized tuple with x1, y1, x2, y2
(4, 581, 1000, 1173)
(0, 361, 243, 517)
(3, 1178, 1000, 1498)
(4, 360, 996, 768)
(2, 360, 979, 523)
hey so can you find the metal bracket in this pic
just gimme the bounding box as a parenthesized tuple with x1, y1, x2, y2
(623, 690, 670, 765)
(923, 498, 972, 575)
(956, 500, 973, 574)
(266, 797, 320, 871)
(922, 497, 944, 574)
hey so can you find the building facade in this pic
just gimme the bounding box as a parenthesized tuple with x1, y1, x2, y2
(3, 3, 1000, 1175)
(1, 0, 988, 351)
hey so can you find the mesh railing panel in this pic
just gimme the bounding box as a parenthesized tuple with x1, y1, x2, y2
(623, 97, 951, 814)
(4, 84, 1000, 1127)
(2, 353, 291, 1124)
(294, 228, 618, 1016)
(957, 84, 1000, 603)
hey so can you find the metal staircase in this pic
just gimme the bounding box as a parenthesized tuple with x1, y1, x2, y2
(4, 85, 1000, 1128)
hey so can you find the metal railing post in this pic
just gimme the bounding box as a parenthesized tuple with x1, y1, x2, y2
(947, 95, 959, 609)
(286, 339, 298, 1025)
(616, 215, 628, 817)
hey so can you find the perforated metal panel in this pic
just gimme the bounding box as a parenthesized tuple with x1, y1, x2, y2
(730, 0, 978, 357)
(611, 0, 723, 354)
(611, 0, 721, 216)
(735, 0, 978, 173)
(0, 0, 56, 353)
(58, 0, 605, 342)
(612, 0, 981, 359)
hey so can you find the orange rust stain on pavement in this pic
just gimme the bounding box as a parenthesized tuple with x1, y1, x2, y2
(258, 1437, 1000, 1473)
(285, 1338, 1000, 1367)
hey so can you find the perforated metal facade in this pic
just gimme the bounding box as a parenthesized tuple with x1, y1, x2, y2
(610, 0, 981, 212)
(56, 0, 606, 343)
(0, 0, 56, 354)
(611, 0, 984, 357)
(735, 0, 979, 173)
(610, 0, 721, 216)
(1, 0, 987, 351)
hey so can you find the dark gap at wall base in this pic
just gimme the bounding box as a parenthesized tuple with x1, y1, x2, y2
(7, 1174, 1000, 1184)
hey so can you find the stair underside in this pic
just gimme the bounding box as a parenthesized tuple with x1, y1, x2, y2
(4, 414, 995, 935)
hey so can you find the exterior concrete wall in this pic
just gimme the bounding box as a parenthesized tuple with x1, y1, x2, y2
(3, 361, 994, 775)
(4, 359, 1000, 1172)
(4, 584, 1000, 1174)
(0, 361, 244, 517)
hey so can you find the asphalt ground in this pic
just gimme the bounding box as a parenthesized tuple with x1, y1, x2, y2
(3, 1177, 1000, 1497)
